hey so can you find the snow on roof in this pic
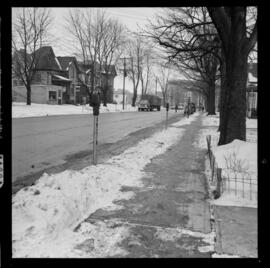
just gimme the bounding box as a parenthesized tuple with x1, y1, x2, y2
(52, 74, 71, 82)
(55, 57, 62, 70)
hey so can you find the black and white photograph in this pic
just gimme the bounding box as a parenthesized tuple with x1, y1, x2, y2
(5, 5, 261, 260)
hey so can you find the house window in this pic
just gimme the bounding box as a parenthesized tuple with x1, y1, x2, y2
(49, 91, 57, 101)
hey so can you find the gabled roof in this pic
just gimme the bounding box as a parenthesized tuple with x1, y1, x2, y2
(13, 49, 32, 65)
(32, 46, 61, 71)
(57, 56, 80, 72)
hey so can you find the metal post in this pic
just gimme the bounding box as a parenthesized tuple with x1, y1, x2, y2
(122, 57, 126, 110)
(93, 115, 97, 165)
(166, 109, 168, 129)
(155, 77, 157, 95)
(217, 168, 222, 198)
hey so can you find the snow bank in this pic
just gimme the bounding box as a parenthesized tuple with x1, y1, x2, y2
(12, 121, 186, 257)
(212, 139, 257, 176)
(194, 115, 257, 208)
(12, 102, 137, 118)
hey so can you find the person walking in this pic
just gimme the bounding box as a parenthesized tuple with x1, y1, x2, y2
(175, 104, 178, 113)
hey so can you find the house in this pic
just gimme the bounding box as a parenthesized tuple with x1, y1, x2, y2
(247, 62, 257, 118)
(78, 60, 117, 104)
(12, 46, 71, 104)
(56, 56, 84, 104)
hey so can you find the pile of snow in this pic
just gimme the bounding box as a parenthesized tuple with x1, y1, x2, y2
(212, 139, 257, 177)
(194, 115, 257, 208)
(211, 139, 257, 208)
(12, 121, 186, 257)
(12, 102, 137, 118)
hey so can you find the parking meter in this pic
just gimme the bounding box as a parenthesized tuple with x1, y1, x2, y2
(90, 88, 101, 116)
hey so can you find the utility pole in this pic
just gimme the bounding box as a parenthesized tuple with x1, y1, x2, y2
(122, 57, 126, 110)
(155, 76, 157, 95)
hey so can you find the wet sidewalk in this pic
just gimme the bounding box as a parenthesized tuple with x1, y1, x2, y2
(213, 205, 258, 258)
(74, 113, 258, 258)
(80, 113, 214, 257)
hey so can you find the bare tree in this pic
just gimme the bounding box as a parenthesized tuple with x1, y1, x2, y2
(125, 35, 145, 106)
(66, 9, 107, 98)
(208, 7, 257, 144)
(145, 7, 220, 115)
(156, 63, 170, 107)
(12, 8, 52, 105)
(140, 47, 154, 95)
(98, 18, 126, 106)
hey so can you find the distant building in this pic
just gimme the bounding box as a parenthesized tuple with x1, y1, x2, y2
(167, 80, 205, 108)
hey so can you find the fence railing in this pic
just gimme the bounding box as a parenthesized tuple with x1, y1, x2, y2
(206, 135, 257, 200)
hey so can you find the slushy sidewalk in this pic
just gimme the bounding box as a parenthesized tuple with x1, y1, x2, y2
(78, 112, 258, 258)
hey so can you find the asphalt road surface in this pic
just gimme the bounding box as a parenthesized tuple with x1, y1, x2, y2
(12, 110, 181, 182)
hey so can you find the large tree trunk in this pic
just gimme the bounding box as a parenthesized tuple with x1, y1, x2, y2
(26, 83, 31, 105)
(208, 7, 256, 145)
(218, 53, 227, 143)
(221, 51, 247, 144)
(207, 81, 216, 115)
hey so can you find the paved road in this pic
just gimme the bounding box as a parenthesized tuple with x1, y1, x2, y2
(12, 110, 181, 182)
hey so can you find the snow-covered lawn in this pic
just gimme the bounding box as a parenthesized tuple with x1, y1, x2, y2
(194, 114, 257, 208)
(12, 115, 199, 258)
(12, 102, 138, 118)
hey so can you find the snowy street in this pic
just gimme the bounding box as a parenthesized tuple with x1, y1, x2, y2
(12, 109, 182, 188)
